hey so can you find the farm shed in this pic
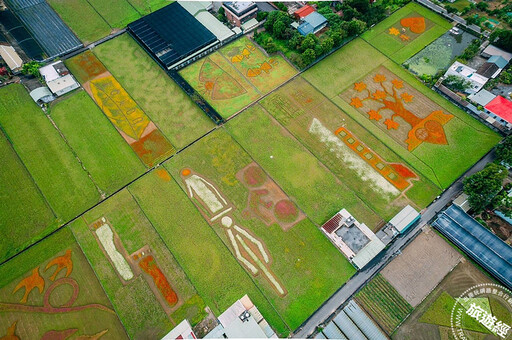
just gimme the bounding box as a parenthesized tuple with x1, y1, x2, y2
(0, 44, 22, 71)
(29, 86, 54, 104)
(3, 0, 82, 58)
(433, 204, 512, 289)
(388, 205, 420, 233)
(128, 2, 218, 70)
(481, 44, 512, 62)
(0, 9, 44, 60)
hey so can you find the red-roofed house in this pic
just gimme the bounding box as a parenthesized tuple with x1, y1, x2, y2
(484, 96, 512, 129)
(294, 5, 315, 20)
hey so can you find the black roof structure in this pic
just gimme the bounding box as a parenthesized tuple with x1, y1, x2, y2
(128, 2, 217, 69)
(477, 62, 500, 79)
(0, 9, 44, 60)
(4, 0, 82, 59)
(432, 205, 512, 289)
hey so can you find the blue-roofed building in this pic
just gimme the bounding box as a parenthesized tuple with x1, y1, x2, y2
(489, 55, 509, 69)
(297, 11, 328, 36)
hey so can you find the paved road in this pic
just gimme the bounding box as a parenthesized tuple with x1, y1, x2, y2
(292, 149, 497, 338)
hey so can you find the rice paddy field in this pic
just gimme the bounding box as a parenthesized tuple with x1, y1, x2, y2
(179, 36, 298, 118)
(48, 0, 171, 43)
(0, 3, 504, 338)
(361, 2, 453, 64)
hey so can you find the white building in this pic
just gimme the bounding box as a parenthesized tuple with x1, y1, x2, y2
(39, 61, 79, 97)
(321, 209, 385, 270)
(444, 61, 488, 94)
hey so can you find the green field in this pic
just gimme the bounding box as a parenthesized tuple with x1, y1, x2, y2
(226, 104, 382, 228)
(361, 2, 452, 63)
(47, 0, 111, 44)
(304, 39, 500, 188)
(87, 0, 140, 28)
(71, 188, 205, 338)
(0, 129, 56, 262)
(94, 34, 215, 149)
(179, 36, 297, 118)
(356, 274, 413, 334)
(128, 170, 291, 336)
(0, 85, 100, 222)
(51, 90, 145, 195)
(163, 128, 356, 329)
(260, 76, 440, 220)
(0, 228, 128, 338)
(126, 0, 171, 15)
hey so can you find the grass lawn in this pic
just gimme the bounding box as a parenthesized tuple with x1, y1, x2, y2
(164, 129, 356, 329)
(451, 0, 471, 12)
(0, 84, 100, 222)
(51, 90, 145, 195)
(260, 77, 440, 221)
(226, 104, 382, 227)
(179, 50, 261, 118)
(47, 0, 111, 44)
(219, 36, 298, 94)
(356, 274, 413, 334)
(71, 188, 205, 338)
(128, 170, 290, 336)
(87, 0, 140, 28)
(0, 228, 128, 338)
(0, 129, 56, 262)
(94, 34, 215, 149)
(361, 2, 452, 63)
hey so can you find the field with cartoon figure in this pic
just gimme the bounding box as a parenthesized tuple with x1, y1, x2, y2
(67, 51, 175, 167)
(179, 36, 297, 118)
(0, 229, 127, 339)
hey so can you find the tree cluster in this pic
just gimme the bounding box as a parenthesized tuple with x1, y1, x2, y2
(256, 1, 380, 69)
(442, 75, 472, 92)
(463, 162, 508, 213)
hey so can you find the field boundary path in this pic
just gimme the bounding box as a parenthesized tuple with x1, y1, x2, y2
(292, 149, 496, 338)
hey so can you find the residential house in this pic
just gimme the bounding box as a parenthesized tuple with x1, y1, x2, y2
(481, 44, 512, 62)
(39, 61, 79, 97)
(484, 95, 512, 130)
(222, 2, 258, 27)
(477, 55, 509, 79)
(297, 11, 328, 36)
(294, 4, 315, 20)
(444, 61, 488, 94)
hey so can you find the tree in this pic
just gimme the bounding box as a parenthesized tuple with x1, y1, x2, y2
(21, 61, 42, 78)
(329, 28, 347, 46)
(217, 7, 227, 23)
(300, 34, 318, 52)
(490, 29, 512, 53)
(442, 75, 472, 92)
(263, 37, 277, 53)
(445, 5, 457, 14)
(321, 37, 334, 54)
(344, 19, 366, 36)
(496, 135, 512, 166)
(476, 2, 489, 11)
(273, 20, 286, 39)
(347, 0, 370, 14)
(256, 12, 268, 22)
(463, 162, 508, 212)
(288, 32, 304, 50)
(302, 48, 317, 65)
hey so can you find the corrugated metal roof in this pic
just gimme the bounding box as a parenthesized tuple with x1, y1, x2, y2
(298, 22, 314, 35)
(196, 11, 234, 42)
(333, 311, 368, 339)
(468, 89, 497, 107)
(433, 205, 512, 289)
(303, 11, 327, 28)
(315, 332, 327, 339)
(0, 44, 22, 70)
(388, 205, 420, 232)
(4, 0, 82, 58)
(343, 300, 388, 340)
(322, 322, 347, 339)
(485, 96, 512, 124)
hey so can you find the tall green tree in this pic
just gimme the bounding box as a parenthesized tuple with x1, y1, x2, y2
(496, 136, 512, 166)
(463, 163, 508, 212)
